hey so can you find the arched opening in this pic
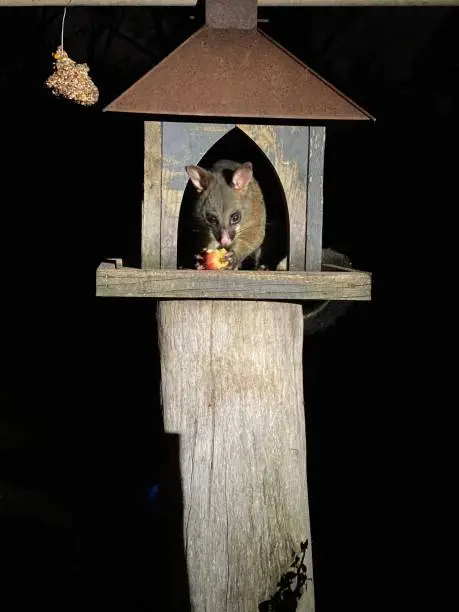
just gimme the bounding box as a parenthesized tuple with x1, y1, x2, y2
(177, 127, 289, 271)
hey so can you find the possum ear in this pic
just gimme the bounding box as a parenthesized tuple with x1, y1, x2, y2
(232, 162, 253, 190)
(185, 165, 212, 193)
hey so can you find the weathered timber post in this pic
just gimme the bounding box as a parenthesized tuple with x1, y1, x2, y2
(158, 300, 312, 610)
(98, 1, 373, 609)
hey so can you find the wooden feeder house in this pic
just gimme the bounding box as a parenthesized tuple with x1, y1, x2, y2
(96, 1, 372, 610)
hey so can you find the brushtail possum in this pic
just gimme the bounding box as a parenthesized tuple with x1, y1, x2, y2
(185, 160, 266, 270)
(185, 159, 352, 334)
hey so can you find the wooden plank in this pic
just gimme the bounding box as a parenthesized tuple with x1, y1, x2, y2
(96, 266, 371, 300)
(161, 122, 234, 269)
(1, 1, 453, 6)
(0, 0, 194, 4)
(158, 300, 315, 611)
(306, 126, 325, 271)
(142, 121, 162, 269)
(237, 124, 309, 272)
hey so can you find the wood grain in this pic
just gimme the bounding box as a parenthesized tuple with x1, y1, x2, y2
(142, 121, 162, 269)
(96, 266, 371, 300)
(306, 126, 325, 271)
(158, 300, 315, 611)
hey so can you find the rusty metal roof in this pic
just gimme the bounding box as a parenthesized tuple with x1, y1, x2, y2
(104, 26, 373, 121)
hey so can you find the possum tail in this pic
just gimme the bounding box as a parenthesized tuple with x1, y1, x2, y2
(275, 248, 353, 335)
(303, 248, 353, 335)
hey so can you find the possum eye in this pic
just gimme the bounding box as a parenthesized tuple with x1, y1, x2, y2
(206, 213, 218, 226)
(230, 211, 241, 225)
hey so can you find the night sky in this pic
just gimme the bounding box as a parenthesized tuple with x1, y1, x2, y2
(2, 4, 457, 611)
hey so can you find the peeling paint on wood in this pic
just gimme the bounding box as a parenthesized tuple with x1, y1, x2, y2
(161, 122, 234, 268)
(306, 127, 325, 271)
(144, 121, 325, 271)
(238, 124, 309, 271)
(142, 121, 162, 269)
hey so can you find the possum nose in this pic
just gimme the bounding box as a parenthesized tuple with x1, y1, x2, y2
(220, 230, 232, 247)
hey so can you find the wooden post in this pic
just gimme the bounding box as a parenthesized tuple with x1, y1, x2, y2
(157, 300, 315, 610)
(142, 121, 162, 269)
(306, 127, 325, 271)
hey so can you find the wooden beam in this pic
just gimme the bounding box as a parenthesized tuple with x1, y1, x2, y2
(142, 121, 162, 269)
(96, 266, 371, 300)
(305, 126, 325, 271)
(0, 1, 455, 7)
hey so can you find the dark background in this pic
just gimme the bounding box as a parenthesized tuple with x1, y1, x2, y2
(2, 3, 456, 611)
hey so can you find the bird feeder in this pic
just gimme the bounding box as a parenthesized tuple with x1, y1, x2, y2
(96, 1, 372, 610)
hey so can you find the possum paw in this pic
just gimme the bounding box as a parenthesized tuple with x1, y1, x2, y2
(224, 250, 239, 270)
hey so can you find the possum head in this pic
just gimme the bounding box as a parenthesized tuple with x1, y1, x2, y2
(185, 161, 254, 248)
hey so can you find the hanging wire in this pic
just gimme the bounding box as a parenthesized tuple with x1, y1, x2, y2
(61, 7, 67, 49)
